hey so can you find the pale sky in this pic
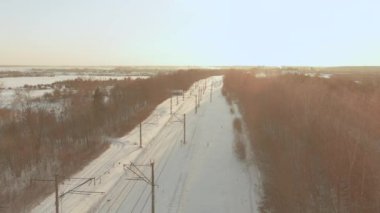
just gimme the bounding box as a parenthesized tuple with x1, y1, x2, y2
(0, 0, 379, 66)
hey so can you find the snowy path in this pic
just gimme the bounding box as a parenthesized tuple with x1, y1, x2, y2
(32, 76, 260, 213)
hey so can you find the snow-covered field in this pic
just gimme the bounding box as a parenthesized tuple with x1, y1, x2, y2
(32, 76, 260, 213)
(0, 66, 116, 72)
(0, 75, 147, 89)
(0, 89, 54, 108)
(0, 74, 149, 108)
(281, 70, 333, 79)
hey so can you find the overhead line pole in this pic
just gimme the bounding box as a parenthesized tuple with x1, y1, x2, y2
(199, 89, 201, 106)
(31, 174, 59, 213)
(170, 95, 172, 115)
(183, 113, 186, 144)
(210, 81, 213, 102)
(55, 175, 59, 213)
(195, 95, 198, 114)
(125, 162, 155, 213)
(139, 122, 142, 148)
(151, 161, 155, 213)
(31, 175, 99, 213)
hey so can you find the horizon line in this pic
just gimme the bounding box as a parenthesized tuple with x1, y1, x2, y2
(1, 65, 380, 68)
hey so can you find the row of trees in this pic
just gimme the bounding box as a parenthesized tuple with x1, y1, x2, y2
(223, 71, 380, 212)
(0, 70, 215, 212)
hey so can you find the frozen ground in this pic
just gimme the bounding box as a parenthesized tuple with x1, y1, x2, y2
(0, 75, 149, 108)
(31, 76, 260, 213)
(0, 89, 54, 108)
(281, 70, 333, 79)
(0, 75, 147, 89)
(0, 66, 116, 72)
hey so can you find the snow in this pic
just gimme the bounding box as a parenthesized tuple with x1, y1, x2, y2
(281, 70, 333, 79)
(0, 75, 147, 89)
(0, 90, 15, 108)
(31, 76, 260, 213)
(0, 66, 117, 72)
(255, 72, 267, 78)
(319, 73, 332, 79)
(0, 89, 54, 108)
(0, 75, 149, 109)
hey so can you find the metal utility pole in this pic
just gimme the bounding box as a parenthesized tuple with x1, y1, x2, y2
(197, 88, 200, 106)
(55, 175, 59, 213)
(170, 95, 172, 115)
(151, 161, 155, 213)
(195, 95, 198, 114)
(210, 82, 213, 102)
(31, 175, 100, 213)
(31, 175, 60, 213)
(124, 162, 155, 213)
(183, 91, 185, 101)
(198, 89, 201, 107)
(139, 122, 142, 148)
(176, 95, 179, 105)
(183, 114, 186, 144)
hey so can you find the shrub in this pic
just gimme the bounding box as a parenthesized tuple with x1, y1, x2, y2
(0, 69, 216, 211)
(223, 71, 380, 212)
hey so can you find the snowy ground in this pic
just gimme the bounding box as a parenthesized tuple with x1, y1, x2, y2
(32, 76, 260, 213)
(0, 75, 149, 108)
(281, 70, 333, 79)
(0, 75, 148, 89)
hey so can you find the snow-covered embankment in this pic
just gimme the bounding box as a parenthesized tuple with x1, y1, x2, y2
(32, 76, 260, 213)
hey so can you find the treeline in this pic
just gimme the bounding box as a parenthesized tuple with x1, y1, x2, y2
(223, 72, 380, 212)
(0, 70, 215, 212)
